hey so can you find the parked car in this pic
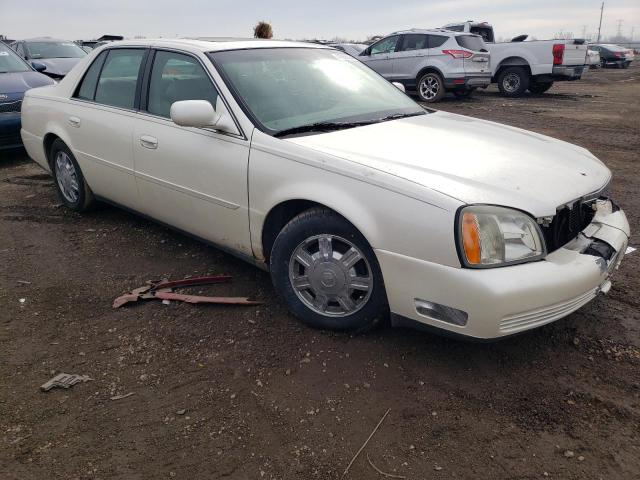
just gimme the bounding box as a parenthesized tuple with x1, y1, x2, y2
(329, 43, 368, 57)
(76, 35, 124, 52)
(0, 42, 54, 151)
(11, 38, 87, 79)
(20, 39, 630, 339)
(443, 21, 589, 96)
(587, 48, 600, 68)
(358, 29, 491, 102)
(590, 44, 634, 68)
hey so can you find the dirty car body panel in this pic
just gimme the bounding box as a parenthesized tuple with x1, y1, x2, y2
(20, 39, 630, 339)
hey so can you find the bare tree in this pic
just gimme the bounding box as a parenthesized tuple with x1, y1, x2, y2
(254, 21, 273, 39)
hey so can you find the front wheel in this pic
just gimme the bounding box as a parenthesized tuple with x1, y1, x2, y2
(416, 72, 445, 103)
(270, 207, 388, 331)
(497, 66, 530, 97)
(528, 81, 554, 94)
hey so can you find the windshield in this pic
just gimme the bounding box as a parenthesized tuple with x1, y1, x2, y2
(208, 48, 424, 135)
(26, 41, 87, 59)
(0, 44, 30, 73)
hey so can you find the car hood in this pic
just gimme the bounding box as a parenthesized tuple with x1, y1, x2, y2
(36, 57, 82, 76)
(286, 111, 611, 217)
(0, 71, 54, 95)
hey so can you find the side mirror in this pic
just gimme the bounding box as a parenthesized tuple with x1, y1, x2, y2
(392, 82, 405, 93)
(31, 61, 47, 72)
(170, 98, 238, 135)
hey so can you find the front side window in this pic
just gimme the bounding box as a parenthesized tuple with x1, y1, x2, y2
(399, 34, 428, 52)
(25, 41, 86, 59)
(370, 36, 400, 55)
(209, 48, 424, 135)
(0, 43, 30, 73)
(94, 49, 146, 109)
(147, 51, 218, 118)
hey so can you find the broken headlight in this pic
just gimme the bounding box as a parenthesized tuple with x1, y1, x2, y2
(457, 205, 546, 268)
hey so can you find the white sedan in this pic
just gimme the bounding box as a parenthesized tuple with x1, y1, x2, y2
(20, 39, 630, 339)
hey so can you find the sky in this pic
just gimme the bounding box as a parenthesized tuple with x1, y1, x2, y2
(0, 0, 638, 42)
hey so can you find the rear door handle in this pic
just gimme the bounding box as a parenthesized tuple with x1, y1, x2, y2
(140, 135, 158, 149)
(68, 116, 81, 127)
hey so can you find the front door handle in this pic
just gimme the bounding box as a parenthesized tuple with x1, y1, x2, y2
(68, 116, 81, 128)
(140, 135, 158, 149)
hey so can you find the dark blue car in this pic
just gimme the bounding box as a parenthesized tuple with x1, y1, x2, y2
(1, 42, 55, 152)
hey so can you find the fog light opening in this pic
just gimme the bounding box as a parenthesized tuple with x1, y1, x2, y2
(414, 299, 468, 327)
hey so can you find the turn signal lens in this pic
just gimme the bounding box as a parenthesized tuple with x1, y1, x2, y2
(461, 212, 481, 264)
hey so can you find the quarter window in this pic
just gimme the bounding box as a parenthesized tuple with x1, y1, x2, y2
(94, 49, 146, 109)
(399, 34, 428, 52)
(75, 51, 107, 101)
(428, 35, 448, 49)
(146, 51, 218, 119)
(370, 36, 400, 55)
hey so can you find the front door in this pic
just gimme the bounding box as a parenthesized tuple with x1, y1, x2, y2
(359, 35, 400, 78)
(132, 49, 252, 255)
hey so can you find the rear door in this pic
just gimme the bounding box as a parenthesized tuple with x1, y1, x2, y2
(391, 34, 428, 80)
(66, 47, 148, 210)
(455, 35, 490, 75)
(359, 35, 400, 78)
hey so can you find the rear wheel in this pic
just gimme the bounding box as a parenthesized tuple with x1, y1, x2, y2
(270, 207, 388, 331)
(497, 66, 530, 97)
(50, 139, 95, 212)
(528, 81, 554, 94)
(416, 72, 445, 103)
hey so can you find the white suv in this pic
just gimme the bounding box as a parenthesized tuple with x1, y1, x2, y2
(358, 29, 491, 102)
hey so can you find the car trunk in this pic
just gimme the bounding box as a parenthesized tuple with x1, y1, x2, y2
(456, 35, 490, 75)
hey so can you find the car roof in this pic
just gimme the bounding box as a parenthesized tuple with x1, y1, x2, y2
(93, 38, 330, 53)
(22, 37, 74, 43)
(390, 28, 469, 36)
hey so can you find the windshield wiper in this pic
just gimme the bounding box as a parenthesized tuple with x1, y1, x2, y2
(274, 111, 426, 138)
(274, 120, 375, 138)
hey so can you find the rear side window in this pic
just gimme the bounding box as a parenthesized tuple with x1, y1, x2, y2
(399, 34, 428, 52)
(456, 35, 485, 51)
(75, 51, 107, 100)
(428, 35, 448, 49)
(94, 49, 146, 109)
(146, 51, 219, 119)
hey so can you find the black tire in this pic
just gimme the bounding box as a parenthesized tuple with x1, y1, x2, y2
(416, 72, 446, 103)
(497, 66, 530, 97)
(528, 81, 554, 94)
(269, 207, 388, 331)
(453, 88, 475, 99)
(622, 62, 630, 69)
(49, 139, 95, 212)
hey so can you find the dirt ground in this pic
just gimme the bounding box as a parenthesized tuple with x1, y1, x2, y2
(1, 64, 639, 480)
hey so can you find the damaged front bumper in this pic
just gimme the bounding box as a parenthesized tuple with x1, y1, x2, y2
(377, 200, 630, 340)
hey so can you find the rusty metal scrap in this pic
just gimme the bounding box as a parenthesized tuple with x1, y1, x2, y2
(113, 275, 263, 308)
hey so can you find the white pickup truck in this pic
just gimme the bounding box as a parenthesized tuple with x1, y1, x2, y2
(443, 21, 589, 96)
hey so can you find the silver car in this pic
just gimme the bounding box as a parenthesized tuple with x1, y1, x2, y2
(358, 29, 491, 102)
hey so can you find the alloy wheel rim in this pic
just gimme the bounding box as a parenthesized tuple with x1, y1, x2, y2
(55, 151, 79, 203)
(288, 234, 373, 317)
(419, 76, 439, 100)
(503, 73, 520, 93)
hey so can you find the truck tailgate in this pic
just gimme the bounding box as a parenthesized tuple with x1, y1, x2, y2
(563, 43, 587, 66)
